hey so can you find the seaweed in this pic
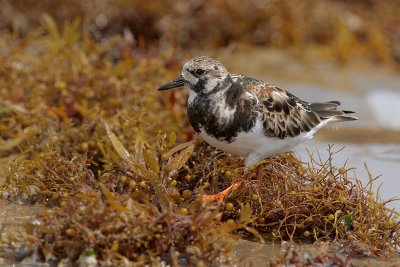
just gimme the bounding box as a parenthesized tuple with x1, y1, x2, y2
(0, 14, 399, 266)
(27, 191, 236, 266)
(1, 0, 400, 66)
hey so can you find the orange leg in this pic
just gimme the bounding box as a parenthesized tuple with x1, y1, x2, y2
(200, 180, 244, 203)
(256, 165, 264, 185)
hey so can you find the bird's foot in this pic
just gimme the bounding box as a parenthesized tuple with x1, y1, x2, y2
(200, 180, 243, 203)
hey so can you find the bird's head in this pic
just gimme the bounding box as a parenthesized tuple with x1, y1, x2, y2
(158, 56, 230, 95)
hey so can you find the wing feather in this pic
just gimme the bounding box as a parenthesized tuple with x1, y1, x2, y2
(237, 77, 321, 139)
(234, 75, 357, 139)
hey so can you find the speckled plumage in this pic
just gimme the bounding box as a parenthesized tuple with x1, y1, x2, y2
(158, 56, 357, 166)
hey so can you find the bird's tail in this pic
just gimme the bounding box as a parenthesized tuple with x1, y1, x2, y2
(309, 101, 358, 122)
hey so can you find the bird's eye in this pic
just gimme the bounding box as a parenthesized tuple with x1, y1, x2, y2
(195, 69, 205, 76)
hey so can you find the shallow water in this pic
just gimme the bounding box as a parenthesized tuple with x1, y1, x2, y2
(0, 200, 46, 266)
(235, 240, 400, 266)
(0, 200, 41, 223)
(295, 141, 400, 210)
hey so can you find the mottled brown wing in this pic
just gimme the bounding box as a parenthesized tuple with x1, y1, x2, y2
(251, 83, 322, 139)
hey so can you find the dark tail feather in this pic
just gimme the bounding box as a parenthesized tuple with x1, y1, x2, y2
(326, 100, 341, 105)
(309, 102, 340, 111)
(330, 115, 358, 122)
(342, 110, 355, 114)
(309, 101, 358, 121)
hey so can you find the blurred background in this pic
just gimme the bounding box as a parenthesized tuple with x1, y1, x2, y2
(1, 0, 400, 210)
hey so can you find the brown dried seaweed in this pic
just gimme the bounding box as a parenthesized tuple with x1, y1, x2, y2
(0, 13, 399, 266)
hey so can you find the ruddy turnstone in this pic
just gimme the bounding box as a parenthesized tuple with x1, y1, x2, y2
(158, 56, 357, 202)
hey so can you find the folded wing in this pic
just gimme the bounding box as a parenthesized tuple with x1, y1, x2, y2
(239, 78, 357, 139)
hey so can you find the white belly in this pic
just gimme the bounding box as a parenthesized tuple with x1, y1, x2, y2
(198, 119, 329, 165)
(199, 120, 306, 156)
(199, 128, 256, 156)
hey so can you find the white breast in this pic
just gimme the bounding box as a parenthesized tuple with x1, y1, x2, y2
(188, 89, 197, 104)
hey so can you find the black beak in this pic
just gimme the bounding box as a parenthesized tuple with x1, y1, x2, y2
(157, 76, 185, 91)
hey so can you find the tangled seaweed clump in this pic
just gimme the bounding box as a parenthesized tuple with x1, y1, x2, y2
(0, 17, 399, 265)
(179, 143, 400, 254)
(25, 190, 235, 266)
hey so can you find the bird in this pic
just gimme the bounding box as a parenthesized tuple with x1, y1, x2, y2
(158, 56, 357, 202)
